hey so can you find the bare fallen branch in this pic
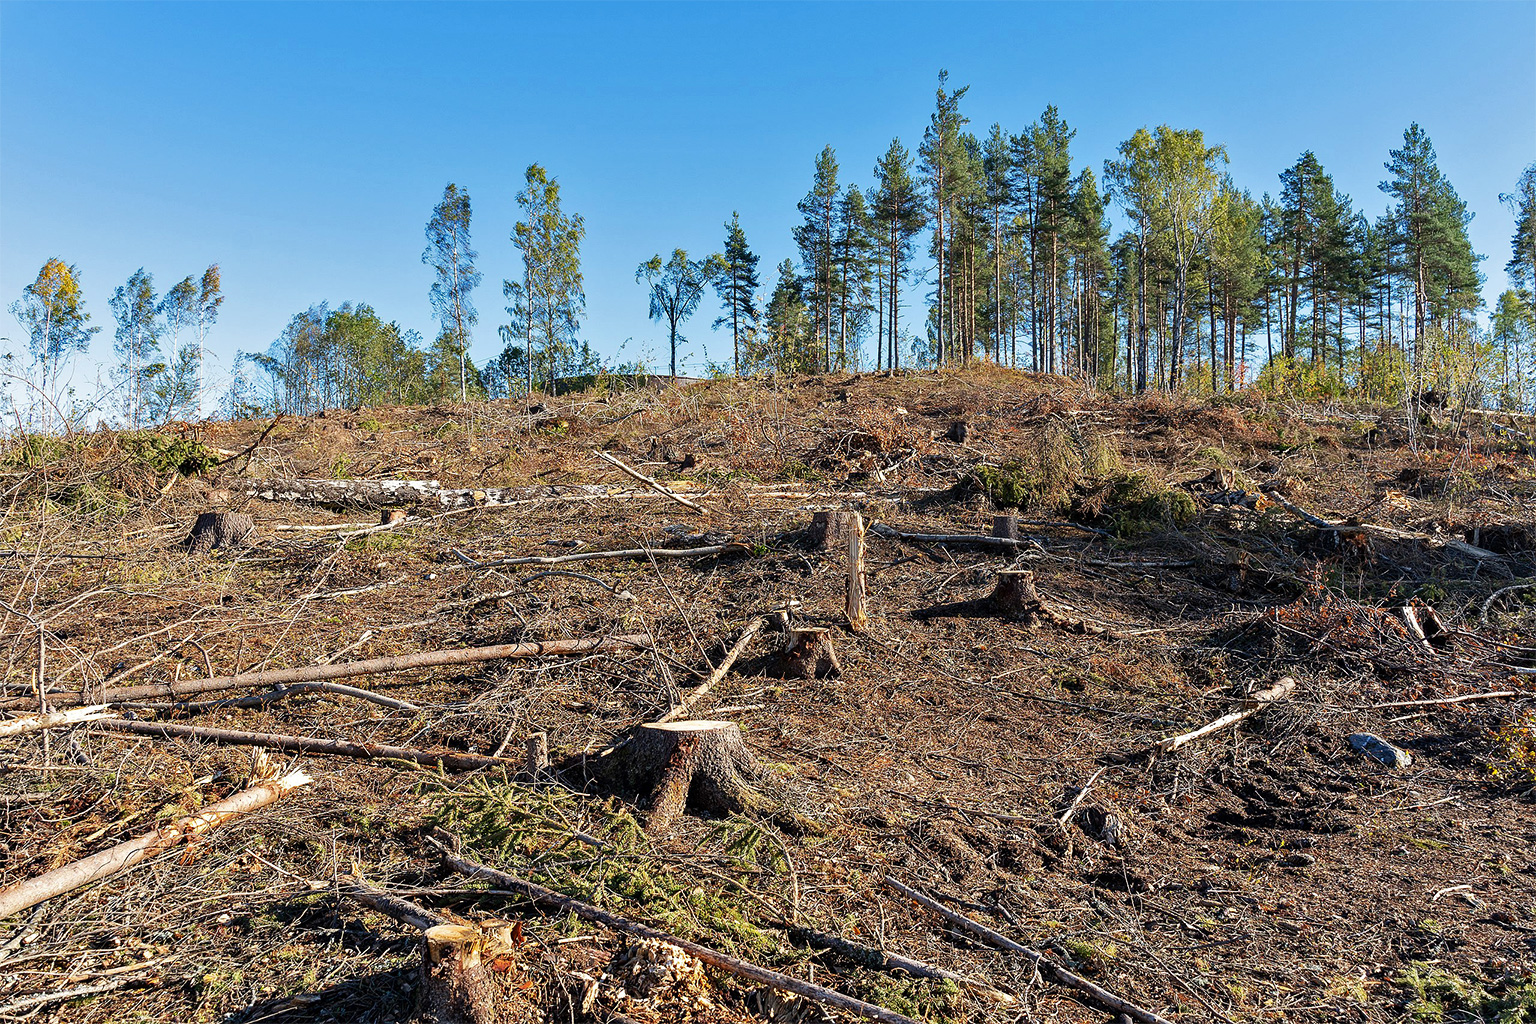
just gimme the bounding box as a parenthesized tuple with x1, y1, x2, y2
(453, 545, 746, 571)
(97, 720, 521, 772)
(655, 617, 766, 725)
(883, 875, 1174, 1024)
(1259, 485, 1500, 562)
(594, 450, 705, 513)
(1157, 677, 1296, 753)
(869, 522, 1042, 553)
(0, 704, 114, 739)
(0, 770, 311, 919)
(442, 850, 923, 1024)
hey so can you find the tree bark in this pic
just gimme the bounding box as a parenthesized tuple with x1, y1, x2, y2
(770, 628, 842, 679)
(846, 513, 868, 632)
(611, 721, 770, 830)
(187, 512, 254, 555)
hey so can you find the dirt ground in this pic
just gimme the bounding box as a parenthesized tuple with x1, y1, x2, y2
(3, 366, 1536, 1024)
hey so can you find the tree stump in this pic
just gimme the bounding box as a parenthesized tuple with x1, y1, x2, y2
(770, 627, 842, 679)
(617, 721, 769, 830)
(947, 421, 971, 443)
(846, 513, 867, 632)
(988, 570, 1044, 624)
(422, 921, 533, 1024)
(523, 732, 549, 779)
(809, 511, 859, 552)
(382, 508, 407, 525)
(187, 512, 254, 555)
(991, 515, 1020, 541)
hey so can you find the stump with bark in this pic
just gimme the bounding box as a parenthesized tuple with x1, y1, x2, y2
(187, 512, 254, 555)
(988, 570, 1045, 624)
(611, 721, 772, 830)
(992, 515, 1020, 541)
(422, 921, 534, 1024)
(808, 511, 860, 552)
(769, 627, 842, 679)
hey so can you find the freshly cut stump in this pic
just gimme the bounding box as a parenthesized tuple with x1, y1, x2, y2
(187, 512, 254, 555)
(621, 721, 769, 830)
(422, 922, 534, 1024)
(770, 627, 842, 679)
(989, 570, 1044, 624)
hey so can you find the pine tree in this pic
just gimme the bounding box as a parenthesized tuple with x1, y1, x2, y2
(1104, 130, 1157, 391)
(422, 182, 482, 403)
(920, 71, 969, 365)
(833, 186, 875, 369)
(794, 146, 840, 371)
(762, 259, 811, 373)
(871, 138, 926, 370)
(712, 212, 761, 375)
(1501, 163, 1536, 319)
(982, 124, 1012, 364)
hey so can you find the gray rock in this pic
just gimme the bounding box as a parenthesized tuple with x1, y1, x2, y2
(1350, 733, 1413, 769)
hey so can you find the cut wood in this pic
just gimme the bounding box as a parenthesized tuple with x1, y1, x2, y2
(608, 721, 770, 830)
(846, 513, 868, 631)
(770, 627, 842, 679)
(524, 732, 549, 778)
(989, 570, 1044, 624)
(594, 449, 705, 513)
(443, 852, 924, 1024)
(241, 477, 665, 510)
(98, 719, 521, 772)
(656, 616, 766, 725)
(0, 704, 114, 739)
(160, 680, 420, 713)
(1258, 485, 1500, 562)
(1157, 676, 1296, 753)
(1373, 690, 1520, 709)
(882, 875, 1173, 1024)
(15, 634, 648, 710)
(990, 515, 1020, 541)
(0, 769, 310, 919)
(186, 512, 254, 555)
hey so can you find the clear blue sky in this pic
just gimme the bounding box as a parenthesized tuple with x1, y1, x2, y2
(3, 1, 1533, 394)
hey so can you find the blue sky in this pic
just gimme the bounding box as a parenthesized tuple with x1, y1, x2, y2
(2, 1, 1533, 395)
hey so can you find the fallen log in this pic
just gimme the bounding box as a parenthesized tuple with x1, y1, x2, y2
(241, 477, 671, 509)
(784, 924, 1012, 1003)
(158, 681, 421, 714)
(453, 544, 747, 571)
(0, 705, 114, 739)
(868, 523, 1040, 552)
(1157, 677, 1296, 753)
(98, 720, 521, 772)
(656, 617, 766, 725)
(594, 450, 705, 514)
(443, 851, 924, 1024)
(882, 876, 1173, 1024)
(1258, 485, 1500, 562)
(0, 769, 310, 919)
(11, 634, 648, 710)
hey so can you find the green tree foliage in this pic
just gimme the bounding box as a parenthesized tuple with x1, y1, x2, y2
(423, 182, 482, 403)
(1503, 163, 1536, 316)
(249, 302, 429, 414)
(919, 70, 969, 365)
(793, 146, 841, 372)
(505, 163, 586, 394)
(9, 258, 99, 401)
(110, 268, 163, 428)
(712, 212, 761, 375)
(637, 249, 724, 377)
(759, 259, 812, 374)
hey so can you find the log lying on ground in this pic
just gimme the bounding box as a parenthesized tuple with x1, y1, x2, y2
(868, 522, 1040, 553)
(454, 545, 747, 571)
(1258, 485, 1501, 562)
(607, 721, 771, 831)
(1157, 676, 1296, 753)
(241, 477, 674, 510)
(0, 770, 310, 919)
(0, 704, 114, 739)
(98, 720, 521, 772)
(160, 681, 421, 713)
(443, 852, 924, 1024)
(12, 634, 648, 710)
(594, 450, 705, 514)
(656, 617, 767, 725)
(883, 876, 1173, 1024)
(784, 924, 1013, 1003)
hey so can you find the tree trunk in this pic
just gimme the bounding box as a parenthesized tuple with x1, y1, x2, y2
(614, 721, 769, 830)
(989, 570, 1045, 624)
(422, 922, 534, 1024)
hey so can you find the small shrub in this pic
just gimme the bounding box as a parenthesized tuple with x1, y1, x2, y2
(122, 433, 216, 476)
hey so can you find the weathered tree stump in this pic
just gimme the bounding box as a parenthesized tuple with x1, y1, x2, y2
(947, 421, 971, 443)
(991, 515, 1020, 541)
(187, 512, 254, 555)
(846, 513, 867, 632)
(422, 921, 533, 1024)
(617, 721, 770, 830)
(770, 627, 842, 679)
(809, 511, 860, 552)
(989, 570, 1044, 624)
(523, 732, 549, 778)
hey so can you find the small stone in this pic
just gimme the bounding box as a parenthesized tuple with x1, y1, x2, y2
(1349, 733, 1413, 769)
(1283, 853, 1316, 868)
